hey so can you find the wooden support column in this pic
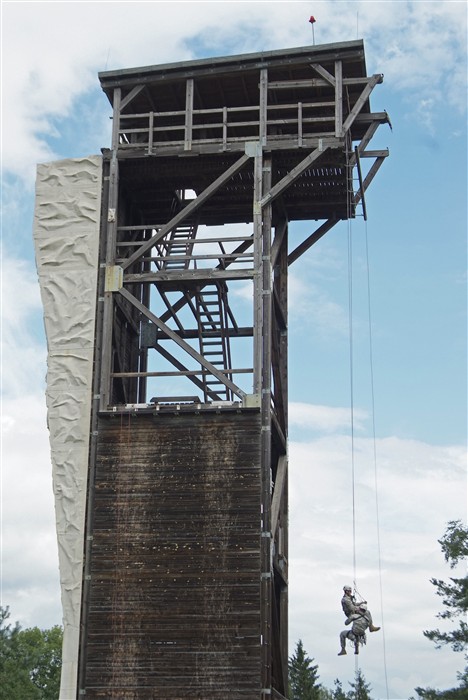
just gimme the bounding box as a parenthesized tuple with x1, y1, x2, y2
(274, 211, 289, 689)
(100, 87, 121, 409)
(335, 60, 343, 137)
(185, 78, 194, 151)
(147, 111, 154, 154)
(260, 154, 273, 699)
(252, 144, 263, 394)
(259, 68, 268, 147)
(276, 211, 289, 429)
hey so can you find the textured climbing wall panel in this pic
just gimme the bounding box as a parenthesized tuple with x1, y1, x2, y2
(33, 155, 102, 700)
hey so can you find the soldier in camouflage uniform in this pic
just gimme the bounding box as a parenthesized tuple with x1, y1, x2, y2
(338, 588, 381, 655)
(338, 603, 372, 655)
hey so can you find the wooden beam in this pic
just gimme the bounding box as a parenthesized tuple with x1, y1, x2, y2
(353, 156, 386, 205)
(341, 74, 383, 135)
(259, 68, 268, 146)
(310, 62, 335, 87)
(100, 87, 121, 409)
(253, 145, 264, 394)
(288, 217, 338, 266)
(120, 84, 145, 110)
(260, 153, 273, 697)
(124, 269, 254, 284)
(335, 60, 343, 137)
(354, 145, 367, 221)
(271, 455, 287, 536)
(184, 78, 194, 151)
(268, 76, 377, 90)
(270, 218, 288, 269)
(260, 145, 329, 207)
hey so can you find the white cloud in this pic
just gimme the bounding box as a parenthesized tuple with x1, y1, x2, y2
(289, 400, 367, 432)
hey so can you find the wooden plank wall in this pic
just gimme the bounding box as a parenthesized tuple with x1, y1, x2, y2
(82, 410, 262, 699)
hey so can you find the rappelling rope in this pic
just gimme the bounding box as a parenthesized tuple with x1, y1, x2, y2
(347, 224, 365, 675)
(345, 132, 358, 593)
(347, 217, 358, 591)
(364, 220, 390, 699)
(346, 147, 390, 694)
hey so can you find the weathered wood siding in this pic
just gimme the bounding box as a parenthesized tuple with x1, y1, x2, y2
(82, 410, 262, 699)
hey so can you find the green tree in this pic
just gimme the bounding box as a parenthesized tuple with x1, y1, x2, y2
(16, 625, 63, 699)
(318, 688, 334, 700)
(0, 606, 38, 699)
(332, 678, 349, 700)
(0, 606, 62, 700)
(413, 686, 468, 700)
(414, 521, 468, 699)
(288, 639, 321, 700)
(423, 520, 468, 654)
(347, 668, 373, 700)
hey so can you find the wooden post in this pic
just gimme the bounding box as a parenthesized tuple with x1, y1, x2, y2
(335, 60, 343, 137)
(100, 87, 121, 410)
(185, 78, 194, 151)
(261, 154, 273, 698)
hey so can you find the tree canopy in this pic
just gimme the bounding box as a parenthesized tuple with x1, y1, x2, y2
(347, 668, 373, 700)
(288, 639, 322, 700)
(423, 520, 468, 655)
(0, 606, 62, 700)
(415, 520, 468, 699)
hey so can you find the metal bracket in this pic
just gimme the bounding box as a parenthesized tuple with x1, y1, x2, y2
(244, 394, 261, 408)
(105, 265, 123, 292)
(245, 141, 262, 157)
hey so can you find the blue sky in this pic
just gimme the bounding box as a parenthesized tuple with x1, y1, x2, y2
(1, 2, 467, 699)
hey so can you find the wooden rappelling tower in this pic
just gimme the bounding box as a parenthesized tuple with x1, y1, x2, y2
(42, 40, 389, 700)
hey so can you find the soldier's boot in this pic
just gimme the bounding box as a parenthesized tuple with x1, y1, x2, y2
(369, 625, 381, 632)
(354, 642, 359, 655)
(337, 648, 347, 656)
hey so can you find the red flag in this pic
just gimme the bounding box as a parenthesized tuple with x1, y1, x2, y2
(309, 15, 316, 24)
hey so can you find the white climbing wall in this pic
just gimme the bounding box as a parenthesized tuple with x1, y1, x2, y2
(33, 155, 102, 700)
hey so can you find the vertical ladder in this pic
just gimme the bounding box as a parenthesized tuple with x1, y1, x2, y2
(195, 283, 233, 402)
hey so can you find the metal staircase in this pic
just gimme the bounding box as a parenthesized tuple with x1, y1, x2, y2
(158, 221, 234, 402)
(195, 283, 233, 402)
(158, 222, 198, 270)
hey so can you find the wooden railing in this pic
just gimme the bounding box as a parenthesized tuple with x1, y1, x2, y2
(118, 100, 337, 152)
